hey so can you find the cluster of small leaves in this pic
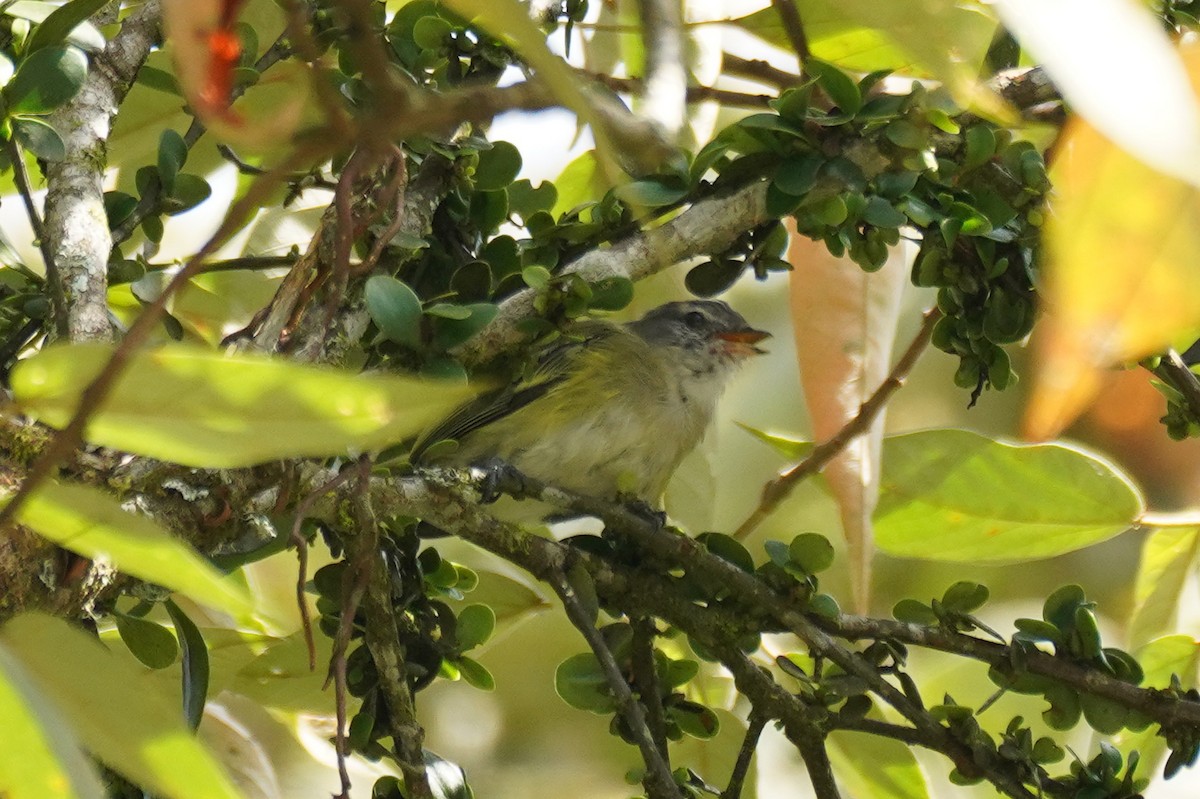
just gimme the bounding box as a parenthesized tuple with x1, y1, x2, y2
(1152, 364, 1200, 440)
(893, 580, 997, 636)
(991, 585, 1148, 735)
(311, 526, 496, 764)
(1159, 0, 1200, 30)
(1159, 674, 1200, 778)
(554, 622, 719, 744)
(1058, 742, 1147, 799)
(675, 60, 1048, 397)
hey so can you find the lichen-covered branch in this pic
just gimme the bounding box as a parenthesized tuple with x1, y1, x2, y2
(44, 0, 162, 342)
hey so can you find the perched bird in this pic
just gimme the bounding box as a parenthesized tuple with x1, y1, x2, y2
(413, 299, 769, 505)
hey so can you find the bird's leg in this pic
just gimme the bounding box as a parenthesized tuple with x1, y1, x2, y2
(471, 457, 532, 503)
(620, 495, 667, 530)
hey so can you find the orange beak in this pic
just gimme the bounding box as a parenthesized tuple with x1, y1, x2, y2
(715, 328, 771, 356)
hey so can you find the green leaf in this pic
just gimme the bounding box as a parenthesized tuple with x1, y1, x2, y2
(0, 613, 247, 799)
(668, 699, 720, 739)
(0, 642, 107, 799)
(588, 276, 634, 311)
(773, 153, 823, 196)
(474, 140, 522, 191)
(115, 613, 179, 670)
(940, 581, 988, 614)
(737, 424, 814, 460)
(12, 116, 65, 161)
(455, 604, 495, 651)
(10, 342, 477, 468)
(875, 430, 1144, 563)
(828, 729, 931, 799)
(365, 275, 422, 347)
(163, 174, 211, 215)
(555, 653, 615, 713)
(5, 46, 88, 114)
(863, 196, 908, 228)
(164, 600, 209, 732)
(431, 302, 498, 350)
(789, 533, 834, 574)
(614, 178, 687, 208)
(157, 129, 187, 194)
(1129, 526, 1200, 647)
(25, 0, 108, 54)
(455, 655, 495, 691)
(15, 481, 254, 615)
(698, 532, 755, 573)
(807, 58, 862, 114)
(893, 599, 938, 625)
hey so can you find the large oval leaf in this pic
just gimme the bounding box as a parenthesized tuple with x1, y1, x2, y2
(1, 614, 246, 799)
(15, 481, 253, 616)
(0, 643, 106, 799)
(10, 343, 477, 468)
(875, 430, 1144, 562)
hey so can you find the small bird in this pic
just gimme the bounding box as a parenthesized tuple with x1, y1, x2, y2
(413, 299, 769, 504)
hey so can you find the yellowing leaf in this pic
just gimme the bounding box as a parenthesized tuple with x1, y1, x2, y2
(1, 614, 246, 799)
(15, 481, 253, 616)
(1025, 109, 1200, 438)
(11, 343, 477, 468)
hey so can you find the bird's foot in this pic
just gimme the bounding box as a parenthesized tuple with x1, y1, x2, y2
(472, 458, 531, 503)
(623, 497, 667, 530)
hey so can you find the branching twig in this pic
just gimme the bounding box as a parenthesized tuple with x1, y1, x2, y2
(721, 712, 766, 799)
(550, 568, 683, 799)
(734, 306, 942, 541)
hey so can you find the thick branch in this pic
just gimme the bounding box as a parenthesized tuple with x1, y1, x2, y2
(44, 0, 162, 342)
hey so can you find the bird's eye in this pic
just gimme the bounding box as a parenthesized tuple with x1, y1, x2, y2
(684, 310, 706, 329)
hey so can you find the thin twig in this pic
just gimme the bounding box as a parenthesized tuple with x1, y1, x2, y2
(550, 568, 683, 799)
(289, 465, 359, 670)
(5, 138, 67, 338)
(734, 306, 942, 541)
(631, 616, 670, 759)
(769, 0, 810, 70)
(721, 712, 766, 799)
(722, 53, 803, 89)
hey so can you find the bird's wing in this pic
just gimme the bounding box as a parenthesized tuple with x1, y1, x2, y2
(411, 321, 618, 461)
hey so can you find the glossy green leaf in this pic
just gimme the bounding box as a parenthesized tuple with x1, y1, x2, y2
(425, 751, 473, 799)
(432, 303, 497, 350)
(157, 129, 187, 194)
(15, 481, 253, 615)
(554, 653, 615, 713)
(25, 0, 108, 54)
(789, 533, 834, 574)
(455, 655, 495, 691)
(1128, 526, 1200, 647)
(474, 140, 521, 191)
(12, 116, 65, 161)
(614, 179, 687, 208)
(829, 729, 931, 799)
(875, 430, 1144, 563)
(0, 613, 247, 799)
(365, 275, 423, 347)
(0, 642, 106, 799)
(5, 46, 87, 114)
(115, 613, 179, 670)
(455, 604, 495, 651)
(11, 343, 476, 468)
(163, 173, 211, 215)
(164, 600, 209, 731)
(807, 58, 862, 114)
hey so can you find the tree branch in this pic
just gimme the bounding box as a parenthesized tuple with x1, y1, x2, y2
(637, 0, 688, 138)
(44, 0, 162, 341)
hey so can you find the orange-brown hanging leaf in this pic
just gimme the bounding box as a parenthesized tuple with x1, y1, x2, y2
(1025, 42, 1200, 439)
(788, 224, 910, 613)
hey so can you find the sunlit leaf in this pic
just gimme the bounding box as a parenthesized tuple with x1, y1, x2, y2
(1128, 526, 1200, 648)
(15, 481, 254, 616)
(164, 600, 210, 731)
(1, 614, 246, 799)
(11, 343, 477, 468)
(0, 643, 106, 799)
(5, 45, 87, 114)
(25, 0, 108, 54)
(875, 430, 1144, 562)
(829, 729, 931, 799)
(994, 0, 1200, 185)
